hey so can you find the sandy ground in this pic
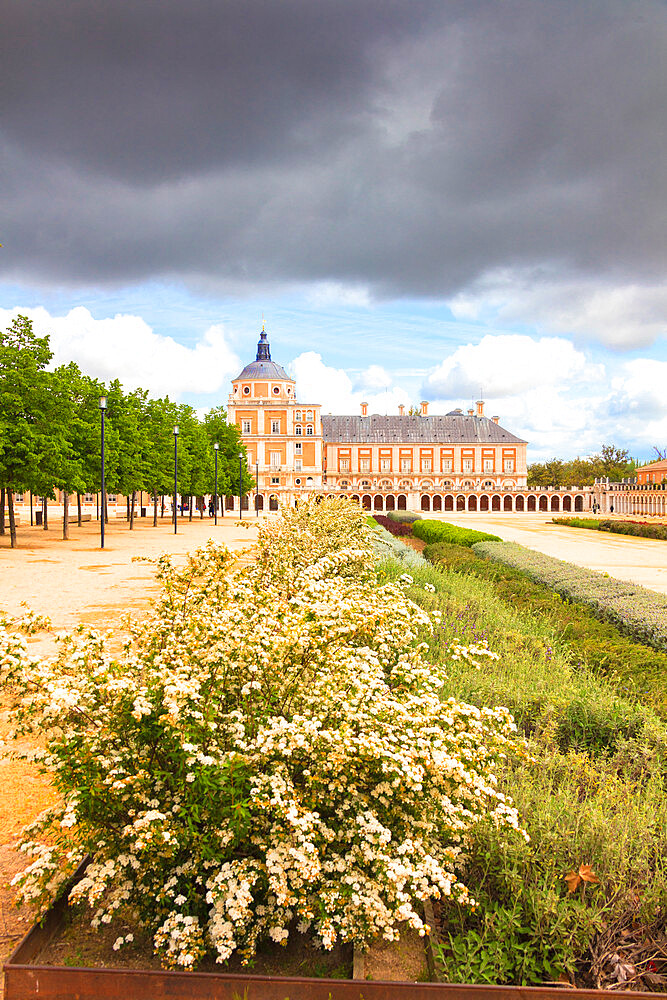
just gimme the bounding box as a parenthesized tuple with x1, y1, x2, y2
(421, 512, 667, 595)
(0, 514, 260, 635)
(0, 514, 260, 989)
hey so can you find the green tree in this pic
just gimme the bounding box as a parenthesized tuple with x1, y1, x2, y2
(203, 406, 253, 514)
(143, 396, 179, 525)
(0, 316, 53, 547)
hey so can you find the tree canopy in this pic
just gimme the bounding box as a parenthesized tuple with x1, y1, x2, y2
(0, 317, 251, 545)
(528, 445, 637, 487)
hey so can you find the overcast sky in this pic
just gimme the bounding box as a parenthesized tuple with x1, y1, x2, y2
(1, 0, 666, 460)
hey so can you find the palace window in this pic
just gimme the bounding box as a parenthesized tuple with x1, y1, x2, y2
(483, 480, 494, 488)
(504, 459, 514, 473)
(483, 458, 493, 472)
(306, 425, 313, 435)
(380, 458, 391, 472)
(295, 441, 302, 453)
(14, 493, 24, 502)
(270, 451, 281, 470)
(462, 459, 473, 473)
(84, 493, 95, 502)
(243, 386, 250, 395)
(270, 476, 280, 485)
(360, 458, 371, 473)
(295, 459, 303, 471)
(401, 458, 411, 473)
(340, 458, 350, 472)
(340, 481, 350, 490)
(242, 420, 251, 434)
(271, 420, 280, 434)
(421, 459, 432, 473)
(295, 425, 302, 435)
(295, 411, 302, 421)
(306, 410, 313, 421)
(273, 386, 280, 395)
(442, 459, 453, 472)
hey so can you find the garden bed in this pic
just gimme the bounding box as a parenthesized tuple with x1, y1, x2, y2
(5, 895, 650, 1000)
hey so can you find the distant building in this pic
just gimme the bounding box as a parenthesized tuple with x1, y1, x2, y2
(230, 329, 537, 512)
(636, 458, 667, 485)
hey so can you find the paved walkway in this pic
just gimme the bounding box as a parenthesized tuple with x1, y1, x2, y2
(423, 513, 667, 595)
(0, 515, 260, 632)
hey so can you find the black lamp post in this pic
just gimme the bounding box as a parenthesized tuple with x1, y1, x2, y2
(213, 443, 219, 526)
(239, 454, 243, 520)
(173, 425, 179, 534)
(99, 396, 107, 549)
(255, 460, 259, 517)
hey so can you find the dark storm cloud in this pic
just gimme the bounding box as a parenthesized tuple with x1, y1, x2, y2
(2, 0, 666, 317)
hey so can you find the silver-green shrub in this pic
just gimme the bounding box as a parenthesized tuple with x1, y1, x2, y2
(473, 541, 667, 652)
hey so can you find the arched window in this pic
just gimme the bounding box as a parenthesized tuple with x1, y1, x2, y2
(296, 425, 302, 435)
(306, 425, 313, 435)
(306, 410, 313, 421)
(295, 411, 302, 421)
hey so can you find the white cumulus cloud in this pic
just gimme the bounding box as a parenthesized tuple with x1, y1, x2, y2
(0, 306, 241, 399)
(423, 334, 592, 400)
(289, 352, 410, 415)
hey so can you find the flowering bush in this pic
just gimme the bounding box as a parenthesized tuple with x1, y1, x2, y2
(473, 541, 667, 652)
(1, 496, 524, 969)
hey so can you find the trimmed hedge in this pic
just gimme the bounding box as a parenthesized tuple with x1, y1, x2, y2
(386, 510, 422, 524)
(423, 540, 667, 717)
(555, 517, 667, 541)
(413, 519, 501, 547)
(473, 540, 667, 652)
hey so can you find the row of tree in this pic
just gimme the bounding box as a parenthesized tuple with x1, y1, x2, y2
(527, 444, 638, 488)
(0, 316, 254, 547)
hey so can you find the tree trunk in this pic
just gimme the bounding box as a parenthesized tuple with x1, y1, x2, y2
(77, 493, 82, 526)
(189, 495, 193, 521)
(200, 497, 204, 519)
(8, 488, 17, 548)
(126, 496, 130, 521)
(63, 492, 69, 539)
(0, 488, 5, 534)
(43, 497, 48, 530)
(161, 495, 165, 518)
(153, 490, 158, 526)
(30, 491, 33, 526)
(130, 490, 135, 530)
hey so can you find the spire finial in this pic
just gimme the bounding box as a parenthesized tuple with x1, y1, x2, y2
(256, 324, 271, 361)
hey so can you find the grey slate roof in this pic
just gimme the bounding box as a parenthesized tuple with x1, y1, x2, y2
(235, 360, 294, 381)
(321, 414, 526, 445)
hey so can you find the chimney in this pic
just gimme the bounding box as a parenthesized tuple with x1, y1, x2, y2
(360, 401, 368, 417)
(492, 415, 499, 424)
(476, 400, 484, 417)
(420, 400, 429, 416)
(467, 408, 474, 416)
(398, 404, 405, 416)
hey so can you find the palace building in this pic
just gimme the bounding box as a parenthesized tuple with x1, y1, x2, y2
(229, 329, 534, 513)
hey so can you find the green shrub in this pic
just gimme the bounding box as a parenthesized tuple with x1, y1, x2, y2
(379, 544, 667, 987)
(413, 519, 501, 547)
(386, 510, 422, 523)
(554, 517, 667, 541)
(473, 540, 667, 652)
(423, 541, 667, 717)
